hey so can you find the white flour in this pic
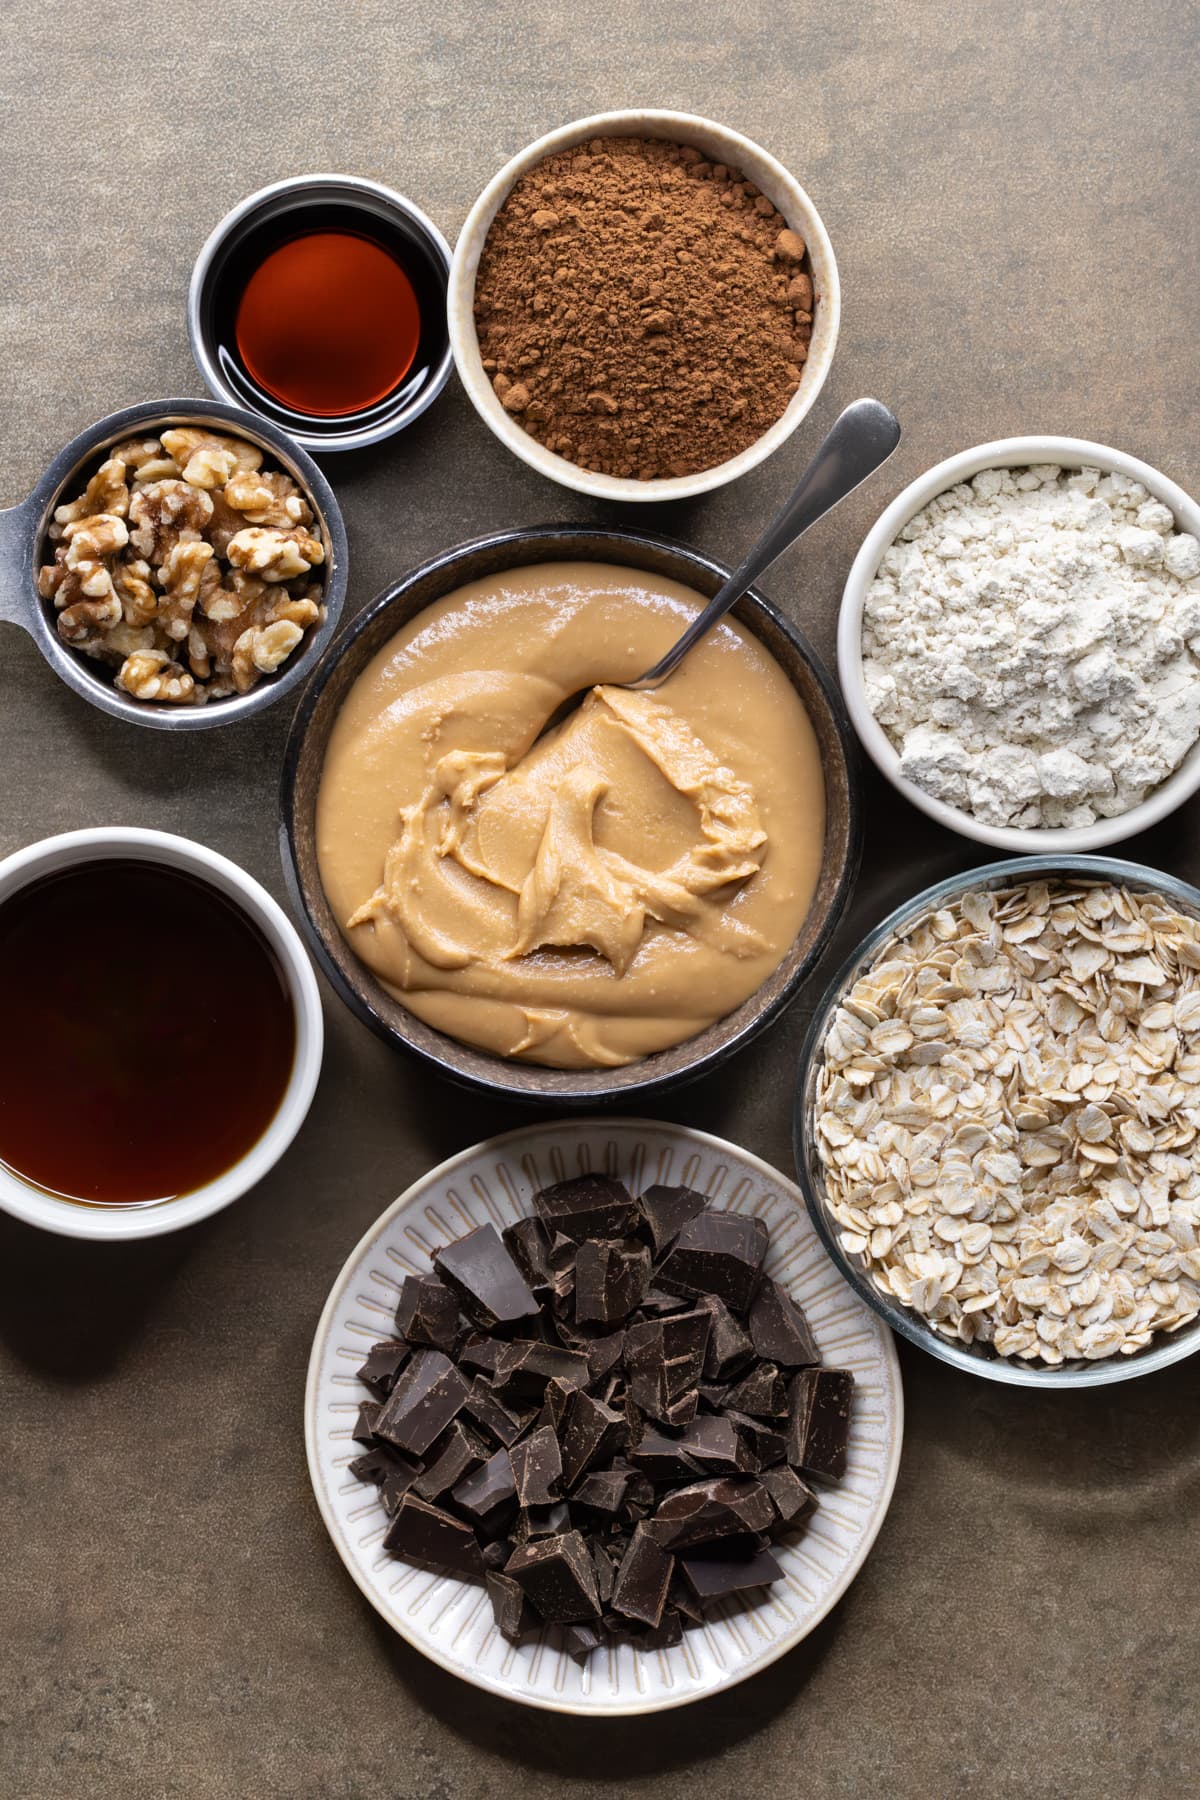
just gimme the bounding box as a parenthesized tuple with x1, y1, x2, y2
(862, 464, 1200, 828)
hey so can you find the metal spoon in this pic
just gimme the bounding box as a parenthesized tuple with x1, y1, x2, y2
(541, 396, 900, 734)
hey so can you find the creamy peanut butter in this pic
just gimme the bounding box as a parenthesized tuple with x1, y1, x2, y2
(316, 563, 825, 1068)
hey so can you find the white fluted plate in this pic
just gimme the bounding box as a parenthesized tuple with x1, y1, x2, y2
(305, 1119, 904, 1714)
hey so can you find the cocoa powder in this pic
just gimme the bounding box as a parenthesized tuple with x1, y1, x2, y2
(473, 136, 816, 480)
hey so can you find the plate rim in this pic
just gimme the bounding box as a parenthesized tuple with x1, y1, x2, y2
(304, 1117, 905, 1716)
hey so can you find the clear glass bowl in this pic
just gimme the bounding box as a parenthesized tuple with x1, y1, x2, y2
(793, 854, 1200, 1388)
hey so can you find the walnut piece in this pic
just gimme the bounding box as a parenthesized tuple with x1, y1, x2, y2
(226, 525, 325, 583)
(37, 423, 325, 706)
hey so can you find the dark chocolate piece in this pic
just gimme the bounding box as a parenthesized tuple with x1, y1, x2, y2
(373, 1348, 470, 1457)
(349, 1443, 413, 1487)
(680, 1543, 781, 1599)
(586, 1331, 626, 1385)
(356, 1338, 412, 1398)
(352, 1401, 382, 1444)
(611, 1522, 674, 1628)
(562, 1621, 602, 1661)
(559, 1390, 626, 1488)
(575, 1237, 652, 1325)
(591, 1541, 617, 1606)
(485, 1569, 530, 1643)
(413, 1419, 489, 1500)
(760, 1464, 817, 1525)
(482, 1539, 508, 1570)
(511, 1500, 571, 1544)
(434, 1223, 541, 1330)
(657, 1211, 768, 1313)
(674, 1415, 746, 1474)
(662, 1389, 700, 1429)
(637, 1608, 684, 1650)
(624, 1309, 710, 1421)
(536, 1375, 576, 1438)
(724, 1361, 788, 1418)
(459, 1335, 507, 1376)
(645, 1477, 775, 1550)
(380, 1465, 421, 1514)
(509, 1425, 563, 1508)
(637, 1182, 708, 1254)
(503, 1215, 555, 1289)
(726, 1411, 788, 1469)
(572, 1469, 630, 1518)
(383, 1493, 483, 1577)
(463, 1375, 532, 1447)
(640, 1287, 693, 1315)
(533, 1174, 641, 1244)
(787, 1368, 854, 1479)
(452, 1448, 517, 1527)
(505, 1529, 602, 1624)
(749, 1276, 820, 1368)
(493, 1340, 590, 1402)
(395, 1273, 462, 1354)
(627, 1429, 704, 1485)
(698, 1295, 755, 1380)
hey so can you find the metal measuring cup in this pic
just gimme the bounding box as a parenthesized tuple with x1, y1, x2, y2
(0, 397, 349, 730)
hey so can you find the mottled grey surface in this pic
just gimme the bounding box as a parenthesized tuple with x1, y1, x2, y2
(1, 3, 1198, 1796)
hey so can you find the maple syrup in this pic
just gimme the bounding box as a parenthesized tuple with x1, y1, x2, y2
(0, 861, 295, 1207)
(203, 195, 448, 441)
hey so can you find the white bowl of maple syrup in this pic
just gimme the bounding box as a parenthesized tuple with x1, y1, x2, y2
(188, 174, 453, 453)
(0, 828, 323, 1240)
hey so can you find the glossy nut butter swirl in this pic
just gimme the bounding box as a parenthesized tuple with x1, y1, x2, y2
(316, 563, 825, 1067)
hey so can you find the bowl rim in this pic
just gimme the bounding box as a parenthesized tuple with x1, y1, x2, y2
(187, 172, 454, 453)
(0, 827, 324, 1240)
(447, 107, 840, 502)
(7, 395, 349, 731)
(304, 1116, 905, 1714)
(836, 434, 1200, 851)
(279, 522, 862, 1102)
(793, 850, 1200, 1388)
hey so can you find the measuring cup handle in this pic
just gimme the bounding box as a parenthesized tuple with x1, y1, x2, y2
(0, 497, 36, 632)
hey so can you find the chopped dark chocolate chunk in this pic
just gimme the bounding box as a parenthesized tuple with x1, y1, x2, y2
(356, 1338, 412, 1398)
(586, 1331, 626, 1385)
(726, 1411, 788, 1470)
(463, 1375, 532, 1447)
(534, 1174, 641, 1244)
(452, 1448, 517, 1528)
(380, 1465, 421, 1514)
(433, 1223, 541, 1330)
(699, 1295, 755, 1380)
(413, 1419, 489, 1500)
(383, 1493, 483, 1577)
(563, 1621, 603, 1661)
(680, 1543, 781, 1599)
(645, 1477, 775, 1550)
(636, 1608, 684, 1650)
(640, 1287, 693, 1315)
(575, 1237, 652, 1325)
(459, 1335, 506, 1376)
(374, 1348, 470, 1457)
(611, 1523, 673, 1628)
(724, 1361, 788, 1418)
(637, 1183, 709, 1255)
(627, 1429, 704, 1485)
(787, 1368, 854, 1479)
(657, 1211, 768, 1313)
(493, 1340, 590, 1402)
(352, 1401, 382, 1445)
(349, 1443, 414, 1487)
(559, 1389, 626, 1488)
(509, 1425, 563, 1508)
(572, 1469, 629, 1518)
(749, 1276, 820, 1368)
(503, 1215, 554, 1288)
(511, 1500, 571, 1543)
(505, 1529, 601, 1624)
(624, 1309, 710, 1420)
(536, 1375, 576, 1438)
(395, 1273, 462, 1354)
(760, 1464, 817, 1526)
(662, 1389, 700, 1429)
(591, 1541, 617, 1606)
(485, 1568, 530, 1643)
(673, 1415, 746, 1474)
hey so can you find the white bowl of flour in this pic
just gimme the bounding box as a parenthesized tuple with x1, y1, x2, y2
(838, 437, 1200, 851)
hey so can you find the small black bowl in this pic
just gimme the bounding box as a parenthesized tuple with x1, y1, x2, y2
(279, 525, 863, 1104)
(188, 174, 452, 454)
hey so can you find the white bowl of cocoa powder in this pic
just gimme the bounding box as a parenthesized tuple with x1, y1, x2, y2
(448, 110, 840, 500)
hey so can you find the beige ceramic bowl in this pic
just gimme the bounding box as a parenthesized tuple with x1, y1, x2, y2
(448, 109, 840, 502)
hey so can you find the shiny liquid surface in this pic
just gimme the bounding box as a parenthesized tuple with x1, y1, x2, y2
(0, 861, 295, 1206)
(235, 229, 422, 417)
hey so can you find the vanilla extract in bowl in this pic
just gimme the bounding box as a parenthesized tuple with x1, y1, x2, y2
(0, 861, 295, 1207)
(191, 178, 452, 451)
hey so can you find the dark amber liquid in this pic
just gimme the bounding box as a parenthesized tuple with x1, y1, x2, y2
(235, 231, 422, 417)
(0, 861, 295, 1206)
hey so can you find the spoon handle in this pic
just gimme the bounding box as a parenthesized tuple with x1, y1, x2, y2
(629, 397, 901, 689)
